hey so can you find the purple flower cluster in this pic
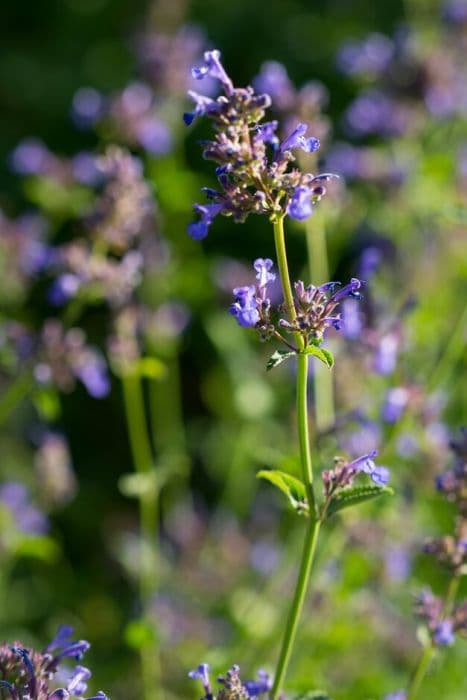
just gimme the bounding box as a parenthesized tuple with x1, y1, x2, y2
(189, 663, 271, 699)
(322, 450, 391, 498)
(0, 625, 107, 699)
(185, 50, 337, 239)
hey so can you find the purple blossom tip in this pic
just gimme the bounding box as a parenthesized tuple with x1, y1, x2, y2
(253, 258, 275, 287)
(188, 202, 224, 240)
(230, 286, 260, 327)
(433, 620, 455, 646)
(280, 123, 321, 154)
(287, 186, 313, 220)
(191, 50, 233, 94)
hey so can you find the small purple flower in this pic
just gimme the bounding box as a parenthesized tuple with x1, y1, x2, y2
(71, 87, 104, 129)
(229, 286, 260, 327)
(254, 258, 275, 288)
(183, 91, 219, 125)
(280, 123, 320, 154)
(48, 274, 82, 306)
(71, 152, 102, 186)
(350, 451, 391, 486)
(188, 662, 212, 695)
(75, 355, 110, 399)
(384, 692, 406, 700)
(433, 619, 455, 646)
(67, 666, 91, 696)
(373, 332, 400, 375)
(188, 202, 224, 240)
(10, 138, 50, 175)
(330, 277, 363, 302)
(254, 121, 279, 147)
(287, 186, 313, 220)
(192, 50, 233, 95)
(244, 670, 272, 697)
(135, 117, 172, 155)
(382, 387, 409, 423)
(341, 298, 364, 339)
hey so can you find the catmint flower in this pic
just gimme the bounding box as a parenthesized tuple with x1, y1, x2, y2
(188, 663, 212, 696)
(243, 670, 272, 697)
(280, 123, 320, 154)
(384, 692, 406, 700)
(382, 387, 410, 423)
(185, 50, 336, 237)
(192, 50, 234, 95)
(252, 61, 295, 110)
(322, 450, 390, 498)
(71, 87, 104, 129)
(0, 482, 49, 535)
(286, 186, 313, 220)
(253, 258, 275, 287)
(0, 627, 106, 699)
(433, 619, 455, 646)
(336, 34, 394, 77)
(354, 451, 390, 486)
(373, 331, 400, 375)
(230, 286, 260, 328)
(188, 203, 224, 240)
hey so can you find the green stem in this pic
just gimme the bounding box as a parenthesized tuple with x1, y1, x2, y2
(0, 371, 33, 426)
(121, 372, 161, 700)
(305, 213, 335, 433)
(406, 644, 435, 700)
(271, 220, 321, 699)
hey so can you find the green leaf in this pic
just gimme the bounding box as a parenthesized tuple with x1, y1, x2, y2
(326, 484, 394, 518)
(266, 350, 295, 370)
(303, 345, 334, 369)
(257, 469, 308, 514)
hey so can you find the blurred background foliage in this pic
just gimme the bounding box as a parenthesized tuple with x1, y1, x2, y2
(0, 0, 466, 699)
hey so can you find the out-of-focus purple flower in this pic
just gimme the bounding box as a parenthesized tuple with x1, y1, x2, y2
(442, 0, 467, 24)
(358, 246, 382, 279)
(48, 274, 82, 306)
(344, 90, 409, 137)
(35, 432, 77, 506)
(135, 116, 172, 155)
(433, 619, 455, 646)
(337, 33, 394, 77)
(188, 202, 224, 240)
(384, 692, 406, 700)
(230, 286, 260, 327)
(341, 298, 364, 339)
(253, 61, 295, 110)
(244, 670, 272, 697)
(382, 387, 410, 423)
(74, 352, 110, 399)
(192, 50, 234, 95)
(0, 482, 49, 535)
(373, 331, 400, 375)
(280, 123, 320, 154)
(71, 87, 104, 129)
(9, 138, 51, 175)
(287, 185, 313, 220)
(384, 545, 411, 582)
(71, 152, 102, 186)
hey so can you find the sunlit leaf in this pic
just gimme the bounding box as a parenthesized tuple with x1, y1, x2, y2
(266, 350, 295, 371)
(326, 484, 394, 518)
(303, 345, 334, 369)
(257, 469, 308, 514)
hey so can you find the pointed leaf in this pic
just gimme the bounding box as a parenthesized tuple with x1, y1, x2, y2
(257, 469, 308, 514)
(266, 350, 295, 370)
(326, 484, 394, 518)
(303, 345, 334, 369)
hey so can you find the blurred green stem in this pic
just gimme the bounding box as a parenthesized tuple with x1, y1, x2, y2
(406, 576, 460, 700)
(121, 372, 161, 700)
(0, 371, 33, 426)
(305, 212, 335, 433)
(271, 217, 321, 699)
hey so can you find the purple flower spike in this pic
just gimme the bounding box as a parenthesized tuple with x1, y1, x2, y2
(433, 620, 455, 646)
(188, 663, 212, 695)
(331, 277, 363, 301)
(280, 123, 320, 154)
(230, 286, 260, 327)
(254, 258, 275, 287)
(49, 691, 70, 700)
(192, 50, 234, 95)
(287, 186, 313, 220)
(188, 202, 224, 240)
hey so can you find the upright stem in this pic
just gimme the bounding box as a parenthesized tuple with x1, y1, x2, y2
(121, 372, 161, 700)
(271, 217, 322, 699)
(305, 213, 335, 432)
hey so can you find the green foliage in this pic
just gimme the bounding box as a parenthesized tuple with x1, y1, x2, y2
(325, 484, 394, 518)
(266, 349, 296, 370)
(303, 345, 334, 369)
(257, 469, 308, 514)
